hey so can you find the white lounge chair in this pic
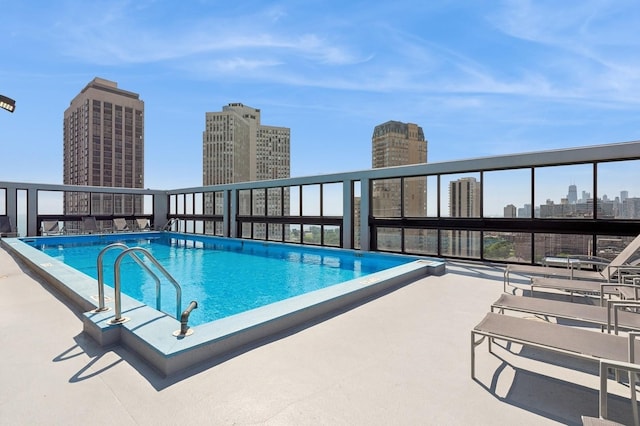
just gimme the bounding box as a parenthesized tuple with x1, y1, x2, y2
(581, 358, 640, 425)
(135, 218, 151, 231)
(471, 312, 640, 379)
(529, 273, 640, 299)
(41, 220, 62, 236)
(113, 218, 130, 232)
(504, 234, 640, 291)
(491, 293, 640, 333)
(81, 216, 100, 234)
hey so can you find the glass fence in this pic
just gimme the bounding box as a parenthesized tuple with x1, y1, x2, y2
(3, 142, 640, 265)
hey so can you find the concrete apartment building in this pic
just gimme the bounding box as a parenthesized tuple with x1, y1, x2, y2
(371, 121, 427, 218)
(203, 103, 290, 186)
(203, 103, 290, 237)
(63, 78, 144, 220)
(446, 177, 481, 257)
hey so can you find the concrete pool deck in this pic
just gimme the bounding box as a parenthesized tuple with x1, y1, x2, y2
(0, 244, 637, 425)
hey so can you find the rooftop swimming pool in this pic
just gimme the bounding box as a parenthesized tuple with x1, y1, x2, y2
(25, 233, 421, 326)
(2, 232, 445, 376)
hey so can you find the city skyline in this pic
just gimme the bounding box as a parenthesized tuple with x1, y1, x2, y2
(2, 2, 640, 191)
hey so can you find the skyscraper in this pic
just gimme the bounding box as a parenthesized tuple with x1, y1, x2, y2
(372, 121, 427, 168)
(504, 204, 517, 218)
(203, 103, 290, 237)
(447, 177, 481, 257)
(203, 103, 290, 185)
(449, 177, 481, 218)
(63, 77, 144, 219)
(567, 184, 578, 204)
(371, 121, 427, 217)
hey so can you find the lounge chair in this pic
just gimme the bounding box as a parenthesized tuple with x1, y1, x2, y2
(491, 293, 640, 332)
(41, 220, 62, 236)
(530, 273, 640, 299)
(0, 216, 18, 237)
(471, 312, 640, 380)
(135, 218, 151, 231)
(113, 218, 130, 232)
(473, 311, 640, 425)
(581, 358, 640, 425)
(81, 216, 100, 234)
(504, 234, 640, 291)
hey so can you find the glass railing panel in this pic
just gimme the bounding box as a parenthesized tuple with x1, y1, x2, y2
(268, 223, 283, 241)
(371, 178, 401, 218)
(302, 185, 320, 216)
(286, 224, 301, 243)
(533, 233, 593, 263)
(241, 222, 251, 238)
(595, 235, 640, 263)
(483, 169, 531, 218)
(238, 189, 251, 216)
(194, 193, 203, 215)
(267, 187, 282, 216)
(403, 176, 427, 217)
(322, 182, 342, 216)
(169, 194, 177, 215)
(426, 176, 438, 217)
(323, 225, 340, 247)
(253, 223, 266, 240)
(404, 228, 437, 255)
(0, 188, 6, 215)
(143, 194, 153, 215)
(185, 193, 194, 215)
(252, 188, 265, 216)
(376, 227, 402, 252)
(440, 230, 481, 258)
(535, 164, 592, 218)
(214, 191, 224, 215)
(483, 232, 531, 263)
(176, 194, 185, 215)
(440, 173, 481, 218)
(37, 190, 64, 215)
(214, 221, 224, 236)
(303, 224, 321, 244)
(288, 186, 300, 216)
(204, 220, 215, 235)
(597, 160, 640, 219)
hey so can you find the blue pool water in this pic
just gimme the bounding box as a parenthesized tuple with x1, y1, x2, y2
(26, 233, 416, 326)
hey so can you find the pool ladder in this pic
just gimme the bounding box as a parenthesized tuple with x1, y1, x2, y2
(95, 243, 197, 335)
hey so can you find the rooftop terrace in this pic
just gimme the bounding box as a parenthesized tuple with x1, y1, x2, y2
(2, 141, 640, 424)
(1, 244, 637, 425)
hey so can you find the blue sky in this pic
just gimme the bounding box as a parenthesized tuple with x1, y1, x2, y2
(1, 0, 639, 190)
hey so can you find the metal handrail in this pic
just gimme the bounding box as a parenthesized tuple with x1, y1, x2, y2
(112, 247, 182, 323)
(96, 243, 162, 312)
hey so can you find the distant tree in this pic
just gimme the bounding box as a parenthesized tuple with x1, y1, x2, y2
(485, 240, 513, 259)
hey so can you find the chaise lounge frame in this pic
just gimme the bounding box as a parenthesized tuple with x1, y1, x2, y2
(504, 233, 640, 292)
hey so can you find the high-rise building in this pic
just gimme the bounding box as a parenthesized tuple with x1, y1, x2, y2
(503, 204, 517, 218)
(567, 184, 577, 204)
(371, 121, 427, 218)
(203, 103, 290, 238)
(446, 177, 481, 257)
(449, 177, 481, 218)
(372, 121, 427, 168)
(63, 77, 144, 220)
(203, 103, 290, 185)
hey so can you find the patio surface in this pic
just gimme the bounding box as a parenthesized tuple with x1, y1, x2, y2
(0, 244, 636, 425)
